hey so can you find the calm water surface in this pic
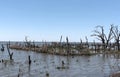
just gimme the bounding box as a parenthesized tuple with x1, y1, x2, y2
(0, 44, 120, 77)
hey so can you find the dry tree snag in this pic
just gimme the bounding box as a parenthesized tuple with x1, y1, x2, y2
(7, 43, 13, 60)
(91, 25, 114, 52)
(60, 35, 62, 45)
(85, 36, 89, 48)
(59, 35, 63, 54)
(66, 37, 70, 55)
(111, 25, 120, 51)
(1, 44, 4, 52)
(91, 26, 105, 50)
(28, 55, 31, 65)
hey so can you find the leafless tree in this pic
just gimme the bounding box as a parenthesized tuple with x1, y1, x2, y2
(66, 37, 70, 54)
(7, 42, 13, 60)
(85, 36, 89, 48)
(111, 25, 120, 51)
(91, 25, 114, 51)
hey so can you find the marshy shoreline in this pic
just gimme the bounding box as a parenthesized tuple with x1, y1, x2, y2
(1, 25, 120, 77)
(9, 41, 120, 56)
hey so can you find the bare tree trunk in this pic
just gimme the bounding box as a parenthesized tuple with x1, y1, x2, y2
(66, 37, 69, 55)
(28, 55, 31, 65)
(93, 40, 96, 53)
(7, 43, 13, 60)
(117, 40, 120, 51)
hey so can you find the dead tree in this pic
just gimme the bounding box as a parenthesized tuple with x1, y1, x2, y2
(105, 25, 114, 49)
(59, 35, 63, 53)
(66, 37, 70, 55)
(111, 25, 120, 51)
(93, 40, 97, 53)
(80, 38, 82, 45)
(85, 36, 89, 48)
(80, 38, 83, 49)
(7, 43, 13, 60)
(33, 41, 35, 51)
(91, 25, 114, 52)
(25, 36, 31, 48)
(59, 35, 63, 48)
(1, 44, 4, 52)
(91, 26, 105, 50)
(60, 35, 62, 45)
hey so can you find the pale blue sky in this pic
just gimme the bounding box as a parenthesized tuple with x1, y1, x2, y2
(0, 0, 120, 42)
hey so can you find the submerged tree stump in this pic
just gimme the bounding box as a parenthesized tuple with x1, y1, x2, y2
(1, 44, 4, 52)
(7, 43, 13, 60)
(28, 55, 31, 65)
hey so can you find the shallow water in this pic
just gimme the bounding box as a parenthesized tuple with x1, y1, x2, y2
(0, 45, 120, 77)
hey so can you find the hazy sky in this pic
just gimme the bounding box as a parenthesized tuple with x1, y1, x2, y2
(0, 0, 120, 42)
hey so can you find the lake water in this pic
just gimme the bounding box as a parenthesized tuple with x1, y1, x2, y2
(0, 43, 120, 77)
